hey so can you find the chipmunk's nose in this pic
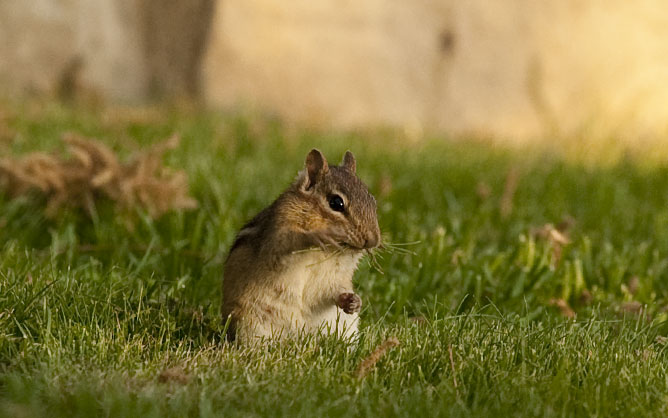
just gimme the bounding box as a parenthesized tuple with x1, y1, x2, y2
(363, 230, 380, 249)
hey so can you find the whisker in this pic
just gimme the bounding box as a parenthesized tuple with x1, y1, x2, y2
(376, 240, 420, 256)
(383, 240, 421, 247)
(293, 240, 417, 270)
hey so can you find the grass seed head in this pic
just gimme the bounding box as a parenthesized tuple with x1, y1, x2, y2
(355, 336, 400, 379)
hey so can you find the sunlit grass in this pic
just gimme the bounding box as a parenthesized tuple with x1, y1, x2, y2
(1, 101, 668, 417)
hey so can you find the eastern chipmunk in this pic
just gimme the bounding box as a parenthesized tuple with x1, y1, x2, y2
(222, 149, 381, 344)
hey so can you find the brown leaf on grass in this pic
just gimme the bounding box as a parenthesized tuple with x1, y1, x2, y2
(355, 336, 400, 379)
(158, 366, 190, 385)
(579, 289, 593, 306)
(637, 349, 653, 361)
(627, 276, 640, 295)
(549, 298, 575, 318)
(531, 223, 572, 268)
(618, 301, 651, 322)
(409, 316, 427, 325)
(476, 181, 491, 201)
(532, 224, 570, 245)
(0, 133, 197, 218)
(499, 167, 519, 218)
(620, 301, 643, 314)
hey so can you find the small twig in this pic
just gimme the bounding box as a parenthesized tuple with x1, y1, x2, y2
(377, 241, 420, 256)
(500, 167, 519, 218)
(448, 344, 458, 389)
(355, 336, 400, 379)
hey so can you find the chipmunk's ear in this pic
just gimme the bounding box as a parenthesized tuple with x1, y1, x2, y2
(302, 149, 328, 190)
(341, 150, 356, 173)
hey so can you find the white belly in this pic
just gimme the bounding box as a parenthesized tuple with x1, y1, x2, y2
(236, 250, 363, 344)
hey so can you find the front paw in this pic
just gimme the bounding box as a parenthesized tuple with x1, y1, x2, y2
(336, 292, 362, 314)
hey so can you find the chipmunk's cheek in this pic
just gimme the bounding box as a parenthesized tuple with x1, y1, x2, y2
(333, 225, 350, 241)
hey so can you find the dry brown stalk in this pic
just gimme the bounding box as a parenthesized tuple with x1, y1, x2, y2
(499, 167, 519, 218)
(448, 344, 458, 388)
(355, 336, 400, 379)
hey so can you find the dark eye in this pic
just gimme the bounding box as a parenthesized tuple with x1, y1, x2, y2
(328, 195, 345, 212)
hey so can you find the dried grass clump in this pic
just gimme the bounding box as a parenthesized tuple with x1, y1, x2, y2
(0, 133, 197, 217)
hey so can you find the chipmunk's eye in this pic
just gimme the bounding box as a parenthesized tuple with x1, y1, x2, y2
(328, 195, 345, 212)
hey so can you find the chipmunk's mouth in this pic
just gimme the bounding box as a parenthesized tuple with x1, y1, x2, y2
(330, 242, 358, 251)
(341, 242, 372, 251)
(313, 241, 357, 252)
(329, 237, 379, 251)
(343, 239, 380, 251)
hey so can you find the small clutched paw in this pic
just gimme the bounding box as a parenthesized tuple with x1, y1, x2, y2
(336, 292, 362, 314)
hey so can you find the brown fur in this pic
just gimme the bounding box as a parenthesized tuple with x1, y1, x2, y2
(222, 149, 380, 344)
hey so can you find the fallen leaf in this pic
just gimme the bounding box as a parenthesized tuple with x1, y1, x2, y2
(158, 367, 190, 385)
(549, 298, 575, 318)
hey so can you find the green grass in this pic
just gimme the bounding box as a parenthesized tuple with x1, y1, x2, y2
(2, 101, 668, 417)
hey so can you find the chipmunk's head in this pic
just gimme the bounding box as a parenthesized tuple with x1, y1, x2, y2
(294, 149, 381, 250)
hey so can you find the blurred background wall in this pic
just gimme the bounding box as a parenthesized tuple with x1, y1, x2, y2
(2, 0, 668, 140)
(0, 0, 213, 101)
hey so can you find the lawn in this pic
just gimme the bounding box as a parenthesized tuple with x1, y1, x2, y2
(1, 101, 668, 417)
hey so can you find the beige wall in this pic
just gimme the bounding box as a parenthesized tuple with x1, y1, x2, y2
(0, 0, 147, 101)
(203, 0, 668, 140)
(0, 0, 213, 101)
(2, 1, 668, 140)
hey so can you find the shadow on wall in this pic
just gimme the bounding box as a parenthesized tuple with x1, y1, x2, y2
(141, 0, 215, 99)
(0, 0, 215, 102)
